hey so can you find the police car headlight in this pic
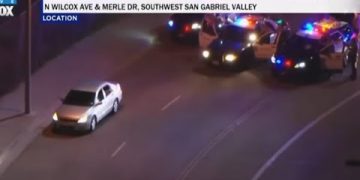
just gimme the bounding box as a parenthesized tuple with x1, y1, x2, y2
(225, 54, 237, 62)
(249, 33, 257, 42)
(191, 23, 201, 30)
(271, 56, 276, 64)
(202, 50, 210, 59)
(77, 115, 88, 124)
(294, 62, 306, 69)
(52, 113, 58, 121)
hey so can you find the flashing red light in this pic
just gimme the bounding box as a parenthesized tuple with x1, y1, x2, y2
(284, 59, 293, 68)
(184, 24, 191, 33)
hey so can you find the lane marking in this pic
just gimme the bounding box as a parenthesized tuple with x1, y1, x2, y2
(161, 95, 181, 111)
(177, 98, 269, 180)
(111, 142, 127, 158)
(251, 90, 360, 180)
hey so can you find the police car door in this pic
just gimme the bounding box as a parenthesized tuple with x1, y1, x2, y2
(253, 32, 278, 60)
(321, 32, 345, 70)
(199, 14, 218, 49)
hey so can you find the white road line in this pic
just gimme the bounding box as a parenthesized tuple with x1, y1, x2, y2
(251, 90, 360, 180)
(111, 142, 127, 158)
(177, 98, 269, 180)
(161, 95, 181, 111)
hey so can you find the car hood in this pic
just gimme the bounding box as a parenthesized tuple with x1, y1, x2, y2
(56, 105, 90, 121)
(209, 39, 246, 54)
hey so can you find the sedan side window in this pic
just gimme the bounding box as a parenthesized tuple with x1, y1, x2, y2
(97, 90, 105, 102)
(103, 85, 112, 96)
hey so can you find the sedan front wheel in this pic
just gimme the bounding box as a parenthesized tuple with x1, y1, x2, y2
(112, 99, 119, 113)
(89, 117, 97, 132)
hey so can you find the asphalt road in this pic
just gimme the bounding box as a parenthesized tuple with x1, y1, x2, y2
(2, 14, 360, 180)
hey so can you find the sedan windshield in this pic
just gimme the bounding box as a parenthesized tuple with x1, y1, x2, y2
(63, 90, 95, 106)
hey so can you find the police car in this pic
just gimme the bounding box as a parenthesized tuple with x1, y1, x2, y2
(167, 14, 204, 41)
(201, 15, 289, 68)
(271, 19, 355, 78)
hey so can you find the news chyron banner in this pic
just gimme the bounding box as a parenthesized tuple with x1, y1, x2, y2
(41, 0, 360, 23)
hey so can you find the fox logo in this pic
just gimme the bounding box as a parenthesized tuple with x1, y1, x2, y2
(0, 6, 13, 16)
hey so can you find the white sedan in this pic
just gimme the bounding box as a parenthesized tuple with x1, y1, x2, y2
(52, 81, 122, 132)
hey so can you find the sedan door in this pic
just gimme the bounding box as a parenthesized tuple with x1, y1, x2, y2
(94, 89, 107, 121)
(102, 84, 115, 115)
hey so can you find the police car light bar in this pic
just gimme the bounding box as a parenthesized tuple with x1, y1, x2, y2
(235, 18, 250, 27)
(302, 19, 339, 35)
(233, 16, 259, 28)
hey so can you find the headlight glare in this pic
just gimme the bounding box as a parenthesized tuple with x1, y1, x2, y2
(52, 113, 58, 121)
(271, 56, 276, 63)
(78, 115, 88, 123)
(225, 54, 237, 62)
(202, 50, 210, 58)
(168, 20, 174, 27)
(294, 62, 306, 69)
(191, 23, 201, 30)
(249, 33, 257, 42)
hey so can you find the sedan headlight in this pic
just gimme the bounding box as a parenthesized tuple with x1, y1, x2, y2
(224, 54, 237, 62)
(52, 113, 58, 121)
(202, 50, 210, 58)
(191, 22, 201, 30)
(294, 62, 306, 69)
(248, 33, 257, 42)
(77, 115, 88, 124)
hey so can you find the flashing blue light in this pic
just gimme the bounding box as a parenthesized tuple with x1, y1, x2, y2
(168, 20, 174, 27)
(303, 22, 314, 34)
(234, 18, 249, 27)
(304, 23, 313, 29)
(276, 60, 281, 64)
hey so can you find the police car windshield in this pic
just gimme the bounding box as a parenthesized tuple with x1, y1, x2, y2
(220, 25, 251, 42)
(278, 34, 321, 55)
